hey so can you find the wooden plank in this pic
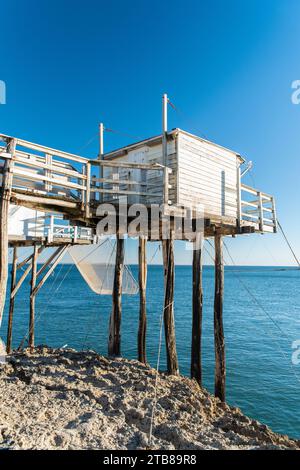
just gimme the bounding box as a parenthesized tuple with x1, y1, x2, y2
(29, 244, 39, 350)
(108, 236, 124, 357)
(214, 232, 225, 402)
(92, 177, 163, 188)
(94, 160, 166, 171)
(191, 234, 203, 385)
(15, 137, 88, 163)
(6, 247, 18, 353)
(11, 191, 79, 209)
(162, 237, 179, 375)
(92, 188, 162, 197)
(12, 166, 86, 191)
(138, 237, 147, 363)
(14, 153, 86, 180)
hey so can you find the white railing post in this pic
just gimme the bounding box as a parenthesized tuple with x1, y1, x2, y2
(86, 162, 91, 218)
(81, 165, 86, 211)
(271, 196, 278, 233)
(258, 191, 264, 232)
(237, 165, 242, 229)
(163, 166, 169, 206)
(45, 154, 52, 193)
(48, 215, 54, 243)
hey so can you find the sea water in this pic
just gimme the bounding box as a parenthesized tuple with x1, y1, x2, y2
(1, 265, 299, 439)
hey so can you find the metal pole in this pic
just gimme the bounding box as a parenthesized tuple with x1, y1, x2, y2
(99, 123, 104, 203)
(162, 94, 168, 206)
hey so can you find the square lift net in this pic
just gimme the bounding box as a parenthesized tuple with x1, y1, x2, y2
(69, 238, 138, 295)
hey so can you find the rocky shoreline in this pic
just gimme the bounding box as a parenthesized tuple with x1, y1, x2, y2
(0, 347, 299, 450)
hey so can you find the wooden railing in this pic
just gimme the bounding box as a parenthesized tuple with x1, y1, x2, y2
(239, 183, 277, 233)
(0, 134, 172, 216)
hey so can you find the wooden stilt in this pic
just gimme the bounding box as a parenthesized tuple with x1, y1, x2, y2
(29, 244, 39, 350)
(6, 247, 18, 354)
(214, 232, 226, 401)
(108, 235, 124, 356)
(191, 234, 203, 385)
(162, 237, 179, 376)
(0, 140, 15, 326)
(138, 237, 147, 363)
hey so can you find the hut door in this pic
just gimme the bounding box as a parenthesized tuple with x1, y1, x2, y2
(128, 148, 147, 204)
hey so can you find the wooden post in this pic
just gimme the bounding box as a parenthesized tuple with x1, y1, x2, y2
(191, 235, 203, 385)
(6, 246, 18, 353)
(0, 139, 16, 327)
(138, 237, 147, 363)
(162, 237, 179, 375)
(214, 232, 226, 401)
(29, 244, 39, 350)
(108, 235, 124, 356)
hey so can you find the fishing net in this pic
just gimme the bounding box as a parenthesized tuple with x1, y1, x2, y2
(69, 238, 138, 295)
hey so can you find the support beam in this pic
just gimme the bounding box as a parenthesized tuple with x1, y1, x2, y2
(6, 247, 18, 353)
(191, 234, 203, 385)
(29, 244, 39, 350)
(162, 237, 179, 376)
(11, 246, 45, 299)
(108, 235, 124, 357)
(0, 139, 16, 326)
(138, 237, 147, 363)
(214, 232, 226, 401)
(32, 245, 69, 295)
(36, 246, 64, 278)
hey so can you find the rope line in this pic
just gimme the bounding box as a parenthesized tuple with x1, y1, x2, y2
(148, 240, 173, 448)
(148, 300, 173, 448)
(210, 239, 300, 387)
(278, 220, 300, 269)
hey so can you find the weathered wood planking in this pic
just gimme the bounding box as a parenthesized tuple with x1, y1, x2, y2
(6, 246, 18, 353)
(104, 129, 243, 221)
(214, 232, 226, 402)
(108, 235, 124, 357)
(191, 235, 203, 385)
(138, 237, 147, 364)
(162, 237, 179, 376)
(29, 244, 39, 349)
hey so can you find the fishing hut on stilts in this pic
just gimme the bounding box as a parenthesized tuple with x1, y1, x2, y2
(0, 94, 277, 402)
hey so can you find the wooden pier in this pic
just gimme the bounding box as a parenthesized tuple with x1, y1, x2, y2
(0, 96, 277, 401)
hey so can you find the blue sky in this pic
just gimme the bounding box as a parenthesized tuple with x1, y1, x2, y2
(0, 0, 299, 265)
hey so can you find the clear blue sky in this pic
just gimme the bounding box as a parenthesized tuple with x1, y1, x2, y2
(1, 0, 299, 265)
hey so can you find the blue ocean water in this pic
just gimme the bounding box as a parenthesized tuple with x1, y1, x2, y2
(1, 264, 300, 439)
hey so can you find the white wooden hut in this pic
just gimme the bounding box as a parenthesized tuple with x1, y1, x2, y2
(103, 128, 277, 233)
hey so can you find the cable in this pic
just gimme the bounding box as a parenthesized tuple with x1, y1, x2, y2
(278, 220, 300, 269)
(216, 240, 300, 388)
(77, 133, 99, 154)
(166, 98, 210, 140)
